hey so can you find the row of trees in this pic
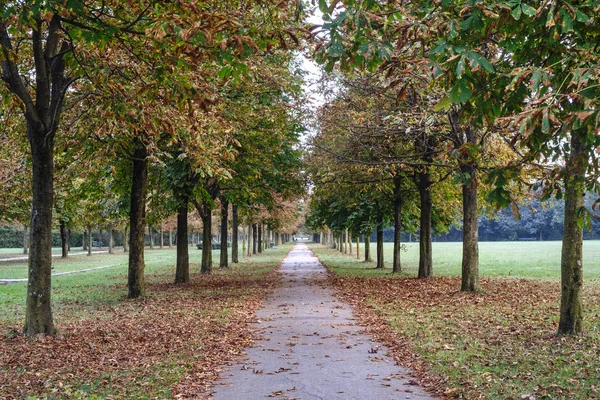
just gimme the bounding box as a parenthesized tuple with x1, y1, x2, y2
(307, 0, 600, 334)
(1, 1, 308, 335)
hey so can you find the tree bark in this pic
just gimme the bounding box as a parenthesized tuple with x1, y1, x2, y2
(199, 202, 213, 274)
(365, 233, 372, 262)
(246, 225, 250, 256)
(558, 134, 585, 334)
(23, 225, 28, 254)
(128, 144, 148, 299)
(376, 216, 384, 269)
(252, 223, 258, 254)
(220, 198, 229, 268)
(83, 230, 87, 251)
(123, 226, 129, 253)
(418, 171, 433, 278)
(60, 220, 68, 258)
(232, 204, 239, 263)
(24, 132, 55, 335)
(175, 202, 190, 284)
(108, 223, 114, 255)
(461, 167, 479, 292)
(348, 231, 352, 255)
(169, 227, 173, 247)
(392, 174, 402, 273)
(356, 236, 360, 260)
(87, 225, 92, 256)
(257, 224, 263, 253)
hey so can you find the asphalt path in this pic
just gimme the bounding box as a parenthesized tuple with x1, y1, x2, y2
(210, 243, 434, 400)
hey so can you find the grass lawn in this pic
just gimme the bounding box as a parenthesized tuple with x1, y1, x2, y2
(327, 240, 600, 279)
(0, 243, 292, 399)
(312, 241, 600, 400)
(0, 246, 90, 258)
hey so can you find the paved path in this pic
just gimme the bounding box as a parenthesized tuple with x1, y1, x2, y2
(210, 243, 434, 400)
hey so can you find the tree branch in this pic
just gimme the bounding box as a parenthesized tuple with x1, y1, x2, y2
(0, 22, 42, 130)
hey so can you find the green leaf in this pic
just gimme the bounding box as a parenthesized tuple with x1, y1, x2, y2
(217, 66, 233, 79)
(531, 70, 542, 93)
(576, 10, 590, 23)
(449, 79, 472, 104)
(318, 0, 329, 14)
(561, 11, 573, 32)
(511, 5, 522, 20)
(541, 110, 550, 132)
(434, 97, 451, 112)
(520, 3, 537, 17)
(477, 55, 494, 72)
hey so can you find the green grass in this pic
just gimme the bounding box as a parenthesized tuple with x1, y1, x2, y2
(0, 245, 283, 325)
(322, 240, 600, 279)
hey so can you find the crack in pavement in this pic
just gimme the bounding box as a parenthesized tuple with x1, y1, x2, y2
(209, 243, 435, 400)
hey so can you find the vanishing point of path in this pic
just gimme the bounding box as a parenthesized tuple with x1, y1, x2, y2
(210, 243, 434, 400)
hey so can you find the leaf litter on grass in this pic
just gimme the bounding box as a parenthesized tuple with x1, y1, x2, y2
(327, 274, 600, 400)
(0, 268, 280, 399)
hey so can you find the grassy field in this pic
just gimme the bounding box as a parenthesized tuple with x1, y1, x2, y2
(0, 244, 292, 399)
(312, 241, 600, 399)
(326, 240, 600, 279)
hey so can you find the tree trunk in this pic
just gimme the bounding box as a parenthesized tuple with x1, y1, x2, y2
(220, 198, 229, 268)
(169, 227, 173, 247)
(232, 205, 239, 263)
(23, 225, 28, 254)
(418, 172, 433, 278)
(252, 223, 258, 254)
(60, 220, 68, 258)
(365, 234, 372, 262)
(87, 225, 92, 256)
(558, 134, 585, 334)
(175, 202, 190, 284)
(393, 174, 402, 273)
(128, 144, 148, 299)
(376, 218, 384, 269)
(24, 133, 55, 335)
(108, 223, 114, 255)
(348, 231, 352, 255)
(83, 230, 87, 251)
(246, 225, 251, 256)
(257, 224, 263, 253)
(356, 236, 360, 259)
(200, 202, 213, 274)
(160, 225, 164, 249)
(124, 226, 129, 253)
(461, 170, 479, 291)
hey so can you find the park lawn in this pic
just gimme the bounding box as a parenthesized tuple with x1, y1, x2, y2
(329, 240, 600, 279)
(312, 243, 600, 400)
(0, 246, 89, 258)
(0, 244, 292, 399)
